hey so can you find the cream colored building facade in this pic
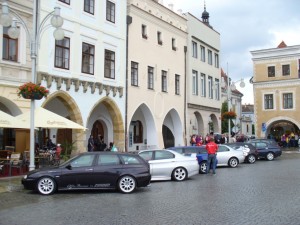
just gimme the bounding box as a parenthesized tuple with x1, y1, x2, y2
(251, 42, 300, 139)
(127, 0, 187, 150)
(185, 12, 221, 139)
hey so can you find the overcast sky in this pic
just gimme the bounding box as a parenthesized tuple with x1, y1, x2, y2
(163, 0, 300, 104)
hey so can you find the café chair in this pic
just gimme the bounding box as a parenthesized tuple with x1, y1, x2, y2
(10, 153, 23, 176)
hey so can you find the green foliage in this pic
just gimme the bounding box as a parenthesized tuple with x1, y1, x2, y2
(61, 140, 76, 161)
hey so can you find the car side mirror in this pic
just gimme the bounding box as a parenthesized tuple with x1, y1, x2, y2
(66, 164, 72, 170)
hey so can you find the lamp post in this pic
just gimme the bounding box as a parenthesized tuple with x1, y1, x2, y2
(222, 75, 245, 142)
(1, 0, 64, 171)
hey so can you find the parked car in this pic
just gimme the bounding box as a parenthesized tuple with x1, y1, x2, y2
(168, 146, 212, 174)
(168, 145, 245, 174)
(224, 143, 258, 164)
(138, 149, 199, 181)
(248, 138, 279, 146)
(22, 152, 151, 195)
(211, 144, 246, 168)
(246, 140, 282, 160)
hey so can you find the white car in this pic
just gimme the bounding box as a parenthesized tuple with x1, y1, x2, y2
(138, 149, 199, 181)
(216, 145, 247, 167)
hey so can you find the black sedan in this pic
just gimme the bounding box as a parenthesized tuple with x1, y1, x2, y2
(22, 152, 151, 195)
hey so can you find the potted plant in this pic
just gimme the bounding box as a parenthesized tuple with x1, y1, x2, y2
(17, 82, 49, 100)
(221, 111, 237, 120)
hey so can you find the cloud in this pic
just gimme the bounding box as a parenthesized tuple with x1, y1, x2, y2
(163, 0, 300, 104)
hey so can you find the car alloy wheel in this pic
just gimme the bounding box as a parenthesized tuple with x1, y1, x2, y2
(247, 154, 256, 164)
(266, 152, 275, 161)
(199, 161, 207, 174)
(228, 157, 238, 168)
(118, 176, 136, 193)
(172, 167, 187, 181)
(37, 177, 56, 195)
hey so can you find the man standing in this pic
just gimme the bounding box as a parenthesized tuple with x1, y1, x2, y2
(205, 137, 218, 175)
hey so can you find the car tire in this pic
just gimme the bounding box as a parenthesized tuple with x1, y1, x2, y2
(37, 176, 56, 195)
(228, 157, 239, 168)
(118, 175, 136, 194)
(247, 154, 256, 164)
(172, 167, 187, 181)
(266, 152, 275, 161)
(199, 161, 207, 174)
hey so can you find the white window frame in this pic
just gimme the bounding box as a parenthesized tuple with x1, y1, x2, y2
(192, 70, 198, 95)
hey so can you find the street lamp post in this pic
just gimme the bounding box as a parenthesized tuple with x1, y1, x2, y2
(222, 76, 245, 142)
(1, 0, 64, 171)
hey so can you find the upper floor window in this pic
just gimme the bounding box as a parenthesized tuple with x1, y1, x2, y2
(148, 66, 154, 90)
(200, 45, 205, 62)
(161, 70, 167, 92)
(208, 50, 212, 65)
(192, 41, 197, 58)
(55, 37, 70, 70)
(215, 78, 220, 100)
(268, 66, 275, 77)
(82, 42, 94, 75)
(214, 53, 219, 68)
(84, 0, 94, 15)
(2, 27, 18, 62)
(131, 61, 138, 86)
(192, 70, 198, 95)
(142, 24, 147, 39)
(282, 64, 290, 76)
(104, 49, 115, 79)
(59, 0, 70, 4)
(175, 74, 180, 95)
(264, 94, 273, 109)
(208, 76, 213, 99)
(201, 73, 206, 97)
(283, 93, 293, 109)
(172, 38, 177, 51)
(106, 0, 115, 23)
(157, 31, 163, 45)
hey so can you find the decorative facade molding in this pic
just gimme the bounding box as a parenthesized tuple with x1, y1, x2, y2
(188, 103, 220, 113)
(37, 73, 123, 98)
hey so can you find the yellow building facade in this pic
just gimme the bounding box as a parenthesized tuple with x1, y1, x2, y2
(251, 42, 300, 140)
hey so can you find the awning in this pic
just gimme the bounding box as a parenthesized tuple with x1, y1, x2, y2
(0, 110, 28, 128)
(16, 107, 87, 130)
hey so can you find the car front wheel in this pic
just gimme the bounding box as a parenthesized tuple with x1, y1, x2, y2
(37, 177, 56, 195)
(228, 157, 239, 168)
(266, 152, 275, 161)
(247, 154, 256, 164)
(118, 176, 136, 194)
(199, 161, 207, 174)
(172, 167, 187, 181)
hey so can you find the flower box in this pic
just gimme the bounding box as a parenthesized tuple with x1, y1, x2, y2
(17, 82, 49, 100)
(222, 111, 237, 120)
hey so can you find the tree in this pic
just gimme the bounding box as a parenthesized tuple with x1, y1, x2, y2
(221, 101, 234, 134)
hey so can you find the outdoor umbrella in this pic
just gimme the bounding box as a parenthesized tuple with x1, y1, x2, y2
(0, 110, 28, 128)
(16, 107, 87, 130)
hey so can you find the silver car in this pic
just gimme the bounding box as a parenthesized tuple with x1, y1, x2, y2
(216, 144, 247, 167)
(138, 149, 199, 181)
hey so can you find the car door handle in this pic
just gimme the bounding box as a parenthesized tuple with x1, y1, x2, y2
(85, 168, 93, 171)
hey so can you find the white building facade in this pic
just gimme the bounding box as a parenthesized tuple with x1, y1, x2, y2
(0, 0, 127, 153)
(185, 10, 221, 140)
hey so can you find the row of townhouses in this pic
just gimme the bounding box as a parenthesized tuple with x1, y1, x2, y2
(0, 0, 224, 154)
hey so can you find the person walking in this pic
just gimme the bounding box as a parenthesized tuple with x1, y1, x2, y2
(205, 137, 218, 175)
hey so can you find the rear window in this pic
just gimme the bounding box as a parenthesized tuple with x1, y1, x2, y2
(97, 154, 121, 166)
(155, 151, 175, 160)
(120, 155, 142, 165)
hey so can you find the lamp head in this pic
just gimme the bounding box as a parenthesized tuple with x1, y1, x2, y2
(0, 2, 12, 27)
(239, 78, 245, 88)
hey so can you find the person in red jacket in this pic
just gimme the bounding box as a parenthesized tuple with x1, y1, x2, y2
(205, 137, 218, 175)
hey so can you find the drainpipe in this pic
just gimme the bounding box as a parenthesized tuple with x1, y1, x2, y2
(125, 15, 132, 152)
(184, 46, 187, 145)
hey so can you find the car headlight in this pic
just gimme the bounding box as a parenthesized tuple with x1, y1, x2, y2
(23, 175, 27, 179)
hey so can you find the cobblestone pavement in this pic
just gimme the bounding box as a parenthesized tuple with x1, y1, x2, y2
(0, 150, 299, 225)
